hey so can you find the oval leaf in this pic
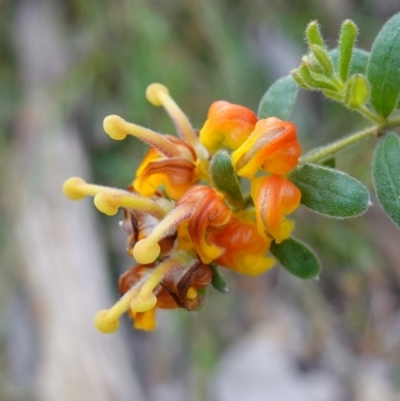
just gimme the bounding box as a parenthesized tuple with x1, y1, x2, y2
(372, 132, 400, 228)
(270, 237, 320, 279)
(210, 150, 244, 206)
(367, 12, 400, 117)
(210, 265, 229, 293)
(258, 75, 298, 120)
(330, 47, 369, 76)
(290, 163, 370, 218)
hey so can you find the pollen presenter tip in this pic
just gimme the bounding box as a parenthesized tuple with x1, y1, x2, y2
(133, 240, 161, 264)
(94, 310, 120, 333)
(146, 83, 169, 106)
(62, 177, 87, 200)
(94, 193, 118, 216)
(186, 287, 198, 300)
(103, 115, 128, 140)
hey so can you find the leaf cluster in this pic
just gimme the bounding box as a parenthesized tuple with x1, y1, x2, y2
(256, 12, 400, 280)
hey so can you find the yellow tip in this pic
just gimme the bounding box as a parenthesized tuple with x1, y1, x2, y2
(130, 293, 157, 313)
(93, 193, 118, 216)
(186, 287, 198, 300)
(94, 310, 120, 333)
(146, 83, 169, 106)
(63, 177, 87, 200)
(133, 240, 161, 264)
(133, 308, 157, 331)
(103, 115, 128, 140)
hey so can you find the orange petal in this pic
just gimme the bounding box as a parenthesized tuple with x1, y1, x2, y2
(251, 175, 301, 243)
(176, 186, 232, 264)
(199, 101, 257, 154)
(209, 213, 275, 275)
(232, 118, 301, 179)
(133, 157, 197, 200)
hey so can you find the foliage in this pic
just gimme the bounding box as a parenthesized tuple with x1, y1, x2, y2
(256, 12, 400, 276)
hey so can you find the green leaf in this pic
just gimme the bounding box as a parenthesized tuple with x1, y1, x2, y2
(306, 20, 326, 48)
(330, 47, 369, 76)
(210, 265, 229, 293)
(290, 163, 370, 218)
(372, 133, 400, 228)
(310, 44, 334, 77)
(270, 237, 320, 279)
(337, 19, 359, 82)
(367, 12, 400, 117)
(291, 68, 312, 89)
(210, 150, 244, 207)
(258, 75, 298, 120)
(299, 64, 338, 91)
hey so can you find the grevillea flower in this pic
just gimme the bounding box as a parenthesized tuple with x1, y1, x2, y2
(63, 82, 303, 332)
(132, 142, 197, 200)
(116, 259, 211, 331)
(209, 211, 275, 276)
(199, 101, 258, 154)
(95, 256, 212, 332)
(132, 185, 232, 265)
(232, 117, 301, 179)
(251, 175, 302, 243)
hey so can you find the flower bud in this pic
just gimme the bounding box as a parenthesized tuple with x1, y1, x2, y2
(344, 74, 370, 109)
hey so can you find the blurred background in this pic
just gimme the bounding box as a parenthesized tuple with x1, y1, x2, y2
(1, 0, 400, 400)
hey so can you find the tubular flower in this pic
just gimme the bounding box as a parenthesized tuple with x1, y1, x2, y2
(63, 82, 304, 332)
(176, 185, 232, 264)
(132, 185, 232, 266)
(251, 175, 302, 243)
(232, 117, 301, 180)
(95, 256, 212, 332)
(132, 142, 197, 200)
(209, 211, 275, 276)
(199, 101, 258, 154)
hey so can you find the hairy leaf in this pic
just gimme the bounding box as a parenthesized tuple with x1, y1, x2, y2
(258, 75, 298, 120)
(210, 150, 244, 206)
(290, 163, 370, 218)
(367, 12, 400, 117)
(330, 47, 369, 76)
(270, 238, 320, 279)
(373, 133, 400, 228)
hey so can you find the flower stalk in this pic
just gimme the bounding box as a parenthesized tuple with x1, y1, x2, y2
(300, 116, 400, 164)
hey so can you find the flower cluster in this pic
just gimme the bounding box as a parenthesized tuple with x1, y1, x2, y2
(63, 83, 302, 332)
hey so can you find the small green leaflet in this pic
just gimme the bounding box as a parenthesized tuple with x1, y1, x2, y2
(270, 237, 320, 279)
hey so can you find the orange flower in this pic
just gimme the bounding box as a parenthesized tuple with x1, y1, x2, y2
(199, 101, 258, 154)
(133, 138, 198, 200)
(63, 82, 305, 334)
(251, 175, 301, 243)
(95, 255, 212, 332)
(209, 211, 275, 276)
(115, 260, 212, 331)
(175, 186, 232, 264)
(232, 117, 301, 179)
(132, 185, 232, 265)
(120, 204, 176, 257)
